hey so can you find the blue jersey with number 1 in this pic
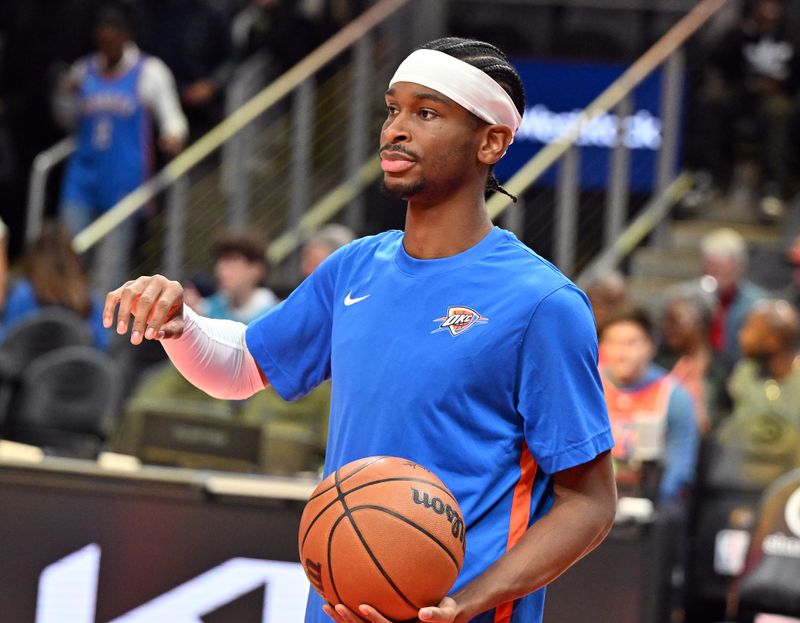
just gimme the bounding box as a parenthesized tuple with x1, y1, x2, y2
(245, 227, 613, 623)
(61, 56, 151, 213)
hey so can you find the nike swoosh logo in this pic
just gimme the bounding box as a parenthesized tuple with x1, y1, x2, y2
(344, 292, 370, 306)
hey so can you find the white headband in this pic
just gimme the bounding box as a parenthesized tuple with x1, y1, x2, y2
(389, 49, 522, 137)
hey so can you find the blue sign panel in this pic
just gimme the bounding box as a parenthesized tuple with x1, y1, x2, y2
(495, 60, 667, 191)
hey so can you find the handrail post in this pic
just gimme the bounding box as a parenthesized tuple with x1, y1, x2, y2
(654, 49, 685, 248)
(555, 146, 581, 276)
(163, 175, 188, 278)
(26, 136, 76, 245)
(289, 78, 316, 281)
(605, 96, 632, 246)
(346, 35, 372, 233)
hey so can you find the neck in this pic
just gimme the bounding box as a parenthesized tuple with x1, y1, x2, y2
(402, 185, 492, 259)
(765, 350, 797, 380)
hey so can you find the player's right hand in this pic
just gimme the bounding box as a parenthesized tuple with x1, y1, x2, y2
(103, 275, 184, 345)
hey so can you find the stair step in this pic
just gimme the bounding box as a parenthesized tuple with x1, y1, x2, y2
(669, 219, 782, 250)
(630, 247, 701, 280)
(626, 276, 687, 315)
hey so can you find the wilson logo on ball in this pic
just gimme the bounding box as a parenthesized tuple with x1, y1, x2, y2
(411, 487, 466, 549)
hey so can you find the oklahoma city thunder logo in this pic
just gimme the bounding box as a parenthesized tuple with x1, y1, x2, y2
(432, 306, 489, 336)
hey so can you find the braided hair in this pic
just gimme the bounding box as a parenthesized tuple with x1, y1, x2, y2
(420, 37, 525, 203)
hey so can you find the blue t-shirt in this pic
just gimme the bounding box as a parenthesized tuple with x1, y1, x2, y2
(246, 227, 613, 623)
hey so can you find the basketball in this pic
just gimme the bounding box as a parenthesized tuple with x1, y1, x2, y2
(298, 456, 466, 621)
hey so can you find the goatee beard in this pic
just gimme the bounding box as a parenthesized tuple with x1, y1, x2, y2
(380, 178, 426, 200)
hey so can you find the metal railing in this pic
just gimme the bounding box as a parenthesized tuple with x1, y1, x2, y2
(484, 0, 731, 277)
(30, 0, 728, 289)
(59, 0, 442, 292)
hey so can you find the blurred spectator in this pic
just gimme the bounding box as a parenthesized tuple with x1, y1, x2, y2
(699, 227, 768, 363)
(0, 0, 108, 255)
(300, 224, 355, 277)
(598, 304, 699, 503)
(111, 228, 351, 475)
(187, 231, 278, 323)
(56, 4, 187, 292)
(656, 296, 723, 434)
(0, 217, 8, 313)
(782, 235, 800, 308)
(727, 299, 800, 423)
(2, 222, 107, 349)
(714, 299, 800, 483)
(583, 268, 628, 334)
(690, 0, 800, 216)
(232, 0, 317, 70)
(134, 0, 235, 138)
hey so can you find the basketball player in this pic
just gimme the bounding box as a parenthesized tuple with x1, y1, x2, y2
(104, 38, 616, 623)
(58, 5, 187, 291)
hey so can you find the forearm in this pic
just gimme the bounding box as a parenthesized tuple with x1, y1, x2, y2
(452, 454, 616, 621)
(160, 305, 266, 400)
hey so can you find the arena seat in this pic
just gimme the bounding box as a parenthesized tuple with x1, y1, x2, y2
(730, 469, 800, 623)
(3, 346, 123, 459)
(0, 308, 93, 430)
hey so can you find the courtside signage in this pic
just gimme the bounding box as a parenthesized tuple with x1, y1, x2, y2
(36, 544, 308, 623)
(496, 59, 678, 191)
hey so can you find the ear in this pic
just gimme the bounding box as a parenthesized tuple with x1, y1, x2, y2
(477, 125, 514, 166)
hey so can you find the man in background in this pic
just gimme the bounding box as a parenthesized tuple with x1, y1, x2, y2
(700, 227, 767, 364)
(56, 4, 187, 292)
(187, 231, 278, 323)
(599, 304, 699, 503)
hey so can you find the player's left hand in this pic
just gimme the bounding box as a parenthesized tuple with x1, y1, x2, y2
(322, 596, 458, 623)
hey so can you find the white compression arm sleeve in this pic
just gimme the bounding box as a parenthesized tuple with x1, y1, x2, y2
(159, 305, 266, 400)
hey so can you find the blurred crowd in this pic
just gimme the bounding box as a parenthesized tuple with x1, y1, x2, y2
(0, 0, 366, 260)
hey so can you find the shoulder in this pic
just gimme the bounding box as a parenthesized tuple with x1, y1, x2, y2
(738, 280, 770, 304)
(491, 229, 579, 302)
(141, 55, 176, 83)
(318, 230, 403, 273)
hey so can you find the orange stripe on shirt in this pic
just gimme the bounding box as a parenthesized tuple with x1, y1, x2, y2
(494, 442, 538, 623)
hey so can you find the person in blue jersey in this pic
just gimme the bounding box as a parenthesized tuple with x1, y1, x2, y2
(56, 4, 188, 292)
(102, 37, 617, 623)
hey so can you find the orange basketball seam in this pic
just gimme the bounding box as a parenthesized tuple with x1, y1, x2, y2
(334, 466, 421, 614)
(308, 456, 388, 501)
(300, 476, 457, 550)
(349, 504, 462, 571)
(326, 511, 349, 607)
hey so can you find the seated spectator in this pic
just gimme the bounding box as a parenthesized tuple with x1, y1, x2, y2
(727, 299, 800, 424)
(2, 223, 108, 349)
(715, 299, 800, 484)
(187, 231, 278, 323)
(656, 295, 729, 433)
(782, 235, 800, 309)
(699, 227, 768, 364)
(689, 0, 800, 216)
(599, 304, 699, 503)
(110, 228, 342, 475)
(55, 4, 187, 293)
(0, 216, 7, 312)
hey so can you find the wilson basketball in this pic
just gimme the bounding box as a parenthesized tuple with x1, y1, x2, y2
(298, 456, 466, 621)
